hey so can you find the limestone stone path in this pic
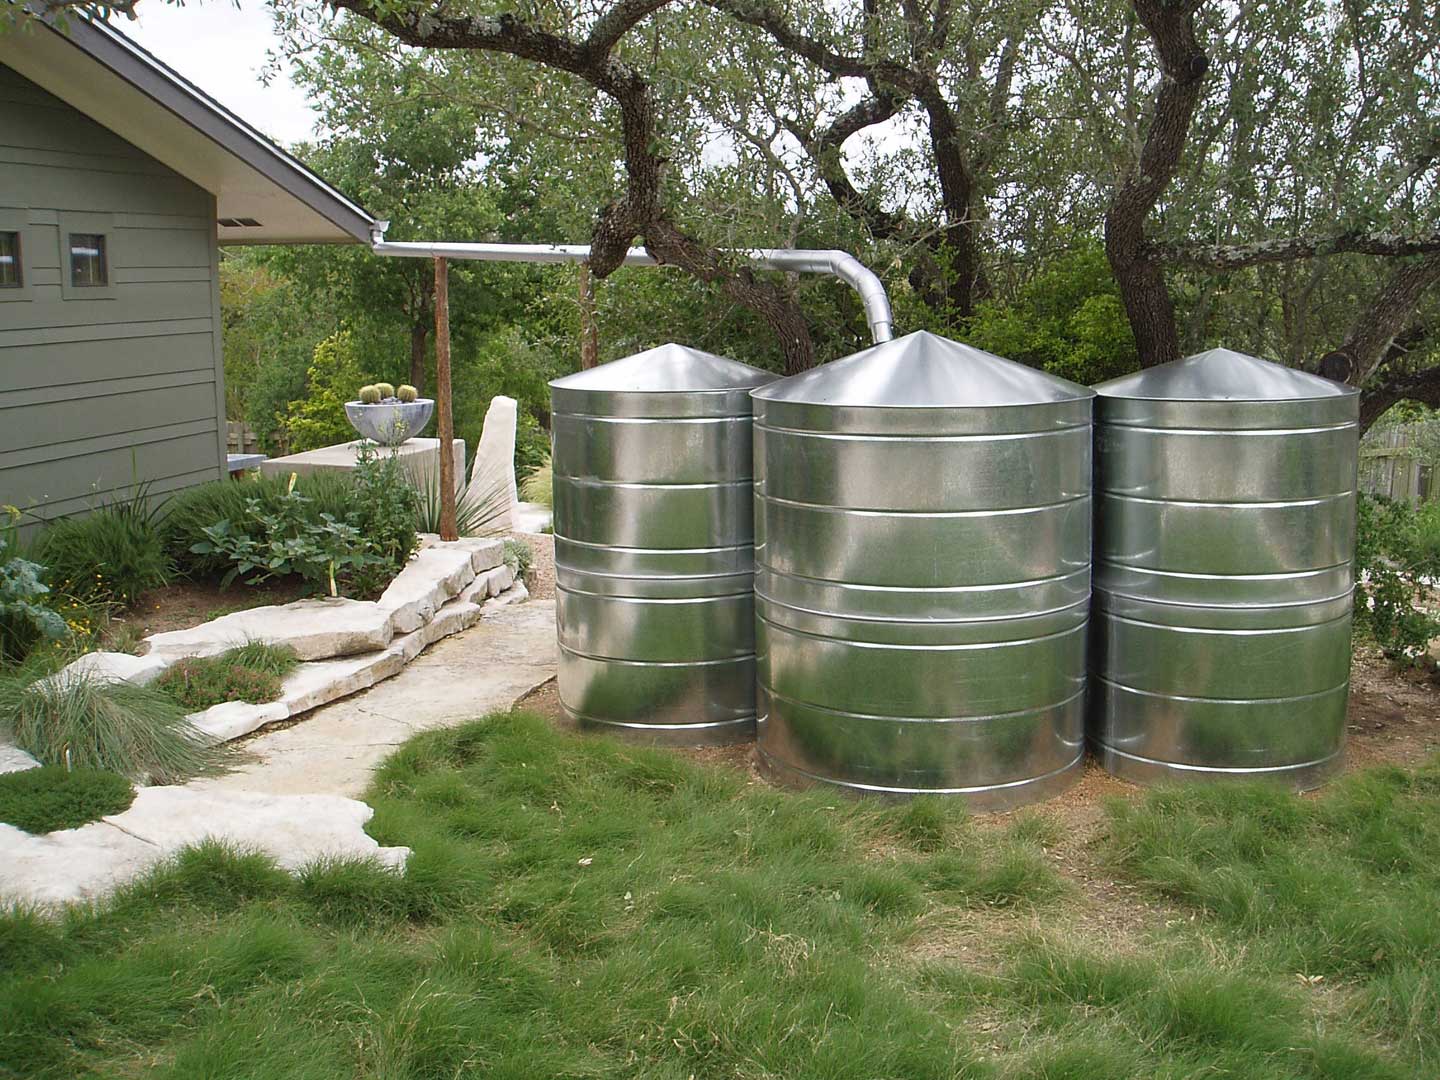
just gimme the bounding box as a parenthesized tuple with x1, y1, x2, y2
(0, 599, 557, 906)
(191, 598, 557, 798)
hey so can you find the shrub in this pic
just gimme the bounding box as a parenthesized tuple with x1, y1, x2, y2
(345, 444, 420, 594)
(33, 507, 171, 608)
(502, 538, 533, 581)
(162, 473, 356, 579)
(0, 528, 67, 664)
(519, 455, 553, 510)
(153, 641, 298, 712)
(0, 666, 228, 783)
(1354, 494, 1440, 658)
(0, 766, 134, 834)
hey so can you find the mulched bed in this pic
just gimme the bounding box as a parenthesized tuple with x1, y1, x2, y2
(113, 577, 310, 639)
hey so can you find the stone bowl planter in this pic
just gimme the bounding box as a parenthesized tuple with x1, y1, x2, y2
(344, 399, 435, 446)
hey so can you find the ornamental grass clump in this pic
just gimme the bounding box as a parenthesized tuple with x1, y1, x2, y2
(0, 766, 134, 834)
(0, 665, 228, 784)
(33, 507, 171, 608)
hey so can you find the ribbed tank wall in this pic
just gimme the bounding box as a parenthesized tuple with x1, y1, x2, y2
(550, 345, 776, 745)
(1090, 349, 1360, 788)
(752, 331, 1094, 808)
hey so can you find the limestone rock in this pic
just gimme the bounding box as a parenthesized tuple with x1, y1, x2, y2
(189, 700, 289, 742)
(145, 598, 394, 662)
(376, 545, 478, 633)
(464, 396, 519, 532)
(0, 743, 40, 775)
(0, 788, 409, 907)
(58, 650, 168, 686)
(481, 563, 515, 598)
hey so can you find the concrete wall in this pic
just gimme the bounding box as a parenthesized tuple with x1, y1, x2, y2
(0, 63, 226, 527)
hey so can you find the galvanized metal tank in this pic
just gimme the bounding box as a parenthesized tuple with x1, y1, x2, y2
(1091, 348, 1359, 787)
(550, 344, 777, 744)
(751, 331, 1095, 807)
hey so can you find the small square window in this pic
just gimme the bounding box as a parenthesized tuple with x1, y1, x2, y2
(0, 231, 19, 288)
(69, 233, 108, 288)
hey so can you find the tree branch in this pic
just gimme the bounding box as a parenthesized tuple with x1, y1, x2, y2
(1156, 228, 1440, 271)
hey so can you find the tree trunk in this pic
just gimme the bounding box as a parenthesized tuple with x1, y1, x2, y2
(1106, 0, 1209, 367)
(409, 322, 428, 395)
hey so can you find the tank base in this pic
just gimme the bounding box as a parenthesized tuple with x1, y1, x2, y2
(1092, 741, 1345, 792)
(755, 746, 1083, 812)
(559, 704, 755, 747)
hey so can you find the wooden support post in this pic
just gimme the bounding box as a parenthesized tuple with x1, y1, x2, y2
(434, 256, 458, 541)
(579, 260, 599, 370)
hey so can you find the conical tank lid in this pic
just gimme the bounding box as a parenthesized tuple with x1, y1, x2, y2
(1095, 347, 1357, 401)
(550, 343, 775, 392)
(750, 330, 1092, 407)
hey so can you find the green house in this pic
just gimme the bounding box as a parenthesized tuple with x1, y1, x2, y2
(0, 15, 376, 528)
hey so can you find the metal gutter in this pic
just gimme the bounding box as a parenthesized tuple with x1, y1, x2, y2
(369, 227, 896, 344)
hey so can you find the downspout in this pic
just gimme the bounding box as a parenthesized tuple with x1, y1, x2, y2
(368, 223, 895, 344)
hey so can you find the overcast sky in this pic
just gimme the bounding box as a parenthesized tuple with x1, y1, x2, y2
(127, 2, 316, 148)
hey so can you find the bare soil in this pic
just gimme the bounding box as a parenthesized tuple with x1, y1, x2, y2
(516, 530, 555, 600)
(113, 577, 309, 641)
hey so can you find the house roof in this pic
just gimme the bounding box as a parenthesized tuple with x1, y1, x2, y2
(0, 11, 376, 245)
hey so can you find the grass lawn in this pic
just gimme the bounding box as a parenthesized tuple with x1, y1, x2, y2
(1, 710, 1436, 1078)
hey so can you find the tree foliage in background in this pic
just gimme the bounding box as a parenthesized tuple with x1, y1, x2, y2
(1354, 494, 1440, 659)
(31, 0, 1440, 433)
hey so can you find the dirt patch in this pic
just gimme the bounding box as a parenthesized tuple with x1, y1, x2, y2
(1345, 647, 1440, 769)
(113, 578, 310, 641)
(516, 531, 554, 601)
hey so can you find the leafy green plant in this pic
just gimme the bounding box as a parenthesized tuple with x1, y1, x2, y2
(0, 766, 134, 834)
(1354, 494, 1440, 658)
(153, 642, 299, 712)
(0, 529, 67, 664)
(0, 665, 227, 783)
(32, 507, 172, 609)
(345, 444, 420, 594)
(192, 458, 416, 599)
(502, 537, 533, 582)
(519, 455, 553, 509)
(162, 473, 356, 579)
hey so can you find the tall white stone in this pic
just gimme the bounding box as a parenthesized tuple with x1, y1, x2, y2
(464, 395, 520, 534)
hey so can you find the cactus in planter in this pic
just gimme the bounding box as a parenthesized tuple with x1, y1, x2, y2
(358, 384, 382, 405)
(396, 384, 418, 403)
(375, 382, 396, 401)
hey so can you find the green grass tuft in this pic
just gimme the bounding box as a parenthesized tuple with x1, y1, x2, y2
(0, 765, 133, 834)
(1102, 766, 1440, 1066)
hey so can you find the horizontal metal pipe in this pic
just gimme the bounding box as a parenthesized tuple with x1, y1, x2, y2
(368, 224, 894, 344)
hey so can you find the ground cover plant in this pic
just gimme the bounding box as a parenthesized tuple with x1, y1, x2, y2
(0, 710, 1426, 1079)
(153, 641, 299, 712)
(1101, 766, 1440, 1069)
(0, 665, 228, 784)
(0, 765, 134, 834)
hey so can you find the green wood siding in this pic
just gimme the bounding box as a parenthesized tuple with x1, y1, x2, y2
(0, 63, 227, 526)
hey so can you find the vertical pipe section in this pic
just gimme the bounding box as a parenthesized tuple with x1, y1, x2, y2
(433, 256, 457, 540)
